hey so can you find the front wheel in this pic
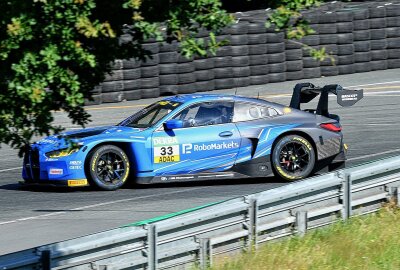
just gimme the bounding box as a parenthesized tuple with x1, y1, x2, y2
(272, 135, 315, 181)
(87, 145, 130, 191)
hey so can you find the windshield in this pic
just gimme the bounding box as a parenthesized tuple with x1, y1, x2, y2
(118, 101, 182, 128)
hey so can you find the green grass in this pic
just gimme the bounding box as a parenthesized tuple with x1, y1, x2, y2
(212, 205, 400, 270)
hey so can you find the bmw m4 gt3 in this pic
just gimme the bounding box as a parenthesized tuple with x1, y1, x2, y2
(22, 83, 363, 190)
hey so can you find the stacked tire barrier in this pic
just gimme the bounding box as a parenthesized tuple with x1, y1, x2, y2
(88, 1, 400, 104)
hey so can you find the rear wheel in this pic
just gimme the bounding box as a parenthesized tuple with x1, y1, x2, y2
(87, 145, 130, 191)
(272, 135, 315, 181)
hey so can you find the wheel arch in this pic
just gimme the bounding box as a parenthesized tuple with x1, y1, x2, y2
(84, 141, 137, 181)
(271, 130, 318, 159)
(86, 141, 133, 156)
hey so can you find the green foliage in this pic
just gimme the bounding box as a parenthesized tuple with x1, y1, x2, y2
(212, 206, 400, 270)
(0, 0, 233, 154)
(266, 0, 332, 61)
(0, 0, 325, 154)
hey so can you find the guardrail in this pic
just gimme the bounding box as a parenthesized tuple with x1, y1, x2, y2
(1, 155, 400, 270)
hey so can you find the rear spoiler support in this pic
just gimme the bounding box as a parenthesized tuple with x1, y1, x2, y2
(289, 82, 364, 117)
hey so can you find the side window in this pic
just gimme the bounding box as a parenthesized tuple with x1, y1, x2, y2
(173, 101, 234, 128)
(233, 102, 279, 122)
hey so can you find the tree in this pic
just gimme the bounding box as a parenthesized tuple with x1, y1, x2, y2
(0, 0, 322, 155)
(0, 0, 232, 155)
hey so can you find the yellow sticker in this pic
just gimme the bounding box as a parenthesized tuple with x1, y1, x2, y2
(68, 179, 88, 187)
(154, 155, 180, 163)
(344, 143, 348, 150)
(283, 107, 292, 114)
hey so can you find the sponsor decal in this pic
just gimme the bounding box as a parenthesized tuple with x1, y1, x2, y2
(70, 160, 82, 165)
(168, 176, 195, 180)
(153, 137, 180, 163)
(159, 173, 235, 181)
(293, 137, 312, 151)
(340, 94, 358, 101)
(182, 141, 239, 154)
(49, 168, 63, 175)
(67, 179, 88, 187)
(153, 137, 178, 146)
(182, 144, 193, 154)
(91, 154, 99, 172)
(69, 160, 83, 170)
(69, 165, 83, 170)
(121, 152, 130, 182)
(276, 166, 296, 180)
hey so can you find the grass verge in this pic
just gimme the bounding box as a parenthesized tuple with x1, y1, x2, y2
(212, 205, 400, 270)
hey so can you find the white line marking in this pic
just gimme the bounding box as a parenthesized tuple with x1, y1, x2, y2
(0, 167, 22, 173)
(0, 186, 208, 226)
(366, 94, 400, 97)
(348, 124, 394, 126)
(348, 148, 400, 161)
(347, 81, 400, 88)
(364, 90, 400, 95)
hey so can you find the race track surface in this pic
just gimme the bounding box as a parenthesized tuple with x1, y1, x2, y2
(0, 69, 399, 255)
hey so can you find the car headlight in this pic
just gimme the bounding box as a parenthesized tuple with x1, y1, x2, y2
(45, 148, 80, 158)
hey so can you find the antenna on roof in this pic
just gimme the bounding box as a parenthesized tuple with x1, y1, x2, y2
(257, 92, 260, 99)
(234, 88, 238, 96)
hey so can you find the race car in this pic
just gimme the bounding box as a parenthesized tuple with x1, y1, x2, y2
(22, 82, 363, 190)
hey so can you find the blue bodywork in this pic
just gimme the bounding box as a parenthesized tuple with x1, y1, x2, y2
(22, 94, 344, 187)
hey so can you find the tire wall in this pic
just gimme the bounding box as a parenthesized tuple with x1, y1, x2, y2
(86, 1, 400, 105)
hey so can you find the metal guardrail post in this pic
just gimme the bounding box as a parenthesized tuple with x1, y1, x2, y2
(40, 250, 51, 270)
(342, 172, 352, 220)
(147, 224, 158, 270)
(389, 187, 400, 206)
(248, 198, 258, 250)
(199, 238, 212, 270)
(296, 211, 308, 237)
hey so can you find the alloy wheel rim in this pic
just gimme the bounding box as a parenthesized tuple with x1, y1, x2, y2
(278, 141, 310, 175)
(96, 152, 125, 184)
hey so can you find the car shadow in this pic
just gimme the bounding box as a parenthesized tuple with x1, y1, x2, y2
(0, 183, 92, 193)
(0, 176, 287, 193)
(126, 175, 287, 190)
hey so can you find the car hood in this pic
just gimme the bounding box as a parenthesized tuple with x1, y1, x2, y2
(34, 126, 144, 151)
(62, 126, 143, 139)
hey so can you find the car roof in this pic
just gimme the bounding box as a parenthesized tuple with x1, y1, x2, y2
(164, 94, 284, 108)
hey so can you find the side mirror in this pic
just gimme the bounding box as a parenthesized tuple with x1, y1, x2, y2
(164, 119, 183, 130)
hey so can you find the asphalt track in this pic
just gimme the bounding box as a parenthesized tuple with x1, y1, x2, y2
(0, 69, 400, 255)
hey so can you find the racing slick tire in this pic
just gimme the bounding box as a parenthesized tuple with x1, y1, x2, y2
(272, 135, 316, 181)
(87, 145, 130, 191)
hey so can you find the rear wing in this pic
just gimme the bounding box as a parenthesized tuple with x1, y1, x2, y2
(289, 82, 364, 117)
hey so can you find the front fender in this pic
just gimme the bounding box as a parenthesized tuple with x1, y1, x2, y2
(81, 136, 153, 174)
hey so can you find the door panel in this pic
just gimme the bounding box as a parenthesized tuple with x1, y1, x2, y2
(152, 123, 241, 175)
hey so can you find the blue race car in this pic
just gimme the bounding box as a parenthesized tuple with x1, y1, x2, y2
(22, 83, 363, 190)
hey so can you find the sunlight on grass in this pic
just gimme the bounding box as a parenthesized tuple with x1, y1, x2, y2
(212, 205, 400, 270)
